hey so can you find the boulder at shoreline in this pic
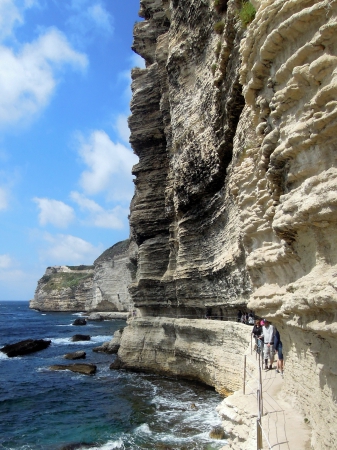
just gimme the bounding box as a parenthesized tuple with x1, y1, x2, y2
(71, 334, 90, 342)
(49, 363, 97, 375)
(64, 351, 86, 360)
(72, 318, 87, 326)
(0, 339, 51, 357)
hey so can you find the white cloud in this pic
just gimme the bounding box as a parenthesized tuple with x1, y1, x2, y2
(0, 27, 88, 128)
(115, 114, 130, 144)
(71, 191, 127, 229)
(88, 4, 113, 34)
(0, 186, 8, 210)
(41, 232, 103, 264)
(67, 1, 114, 42)
(33, 197, 75, 228)
(0, 253, 12, 268)
(0, 0, 23, 41)
(76, 130, 137, 201)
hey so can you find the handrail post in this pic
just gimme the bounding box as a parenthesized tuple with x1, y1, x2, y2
(259, 366, 263, 416)
(243, 355, 247, 394)
(257, 389, 262, 449)
(251, 333, 252, 355)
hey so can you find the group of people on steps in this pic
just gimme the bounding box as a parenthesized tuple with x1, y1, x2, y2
(251, 318, 284, 375)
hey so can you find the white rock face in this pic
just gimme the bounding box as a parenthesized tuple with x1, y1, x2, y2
(86, 240, 136, 312)
(230, 2, 337, 447)
(122, 1, 337, 448)
(118, 318, 252, 395)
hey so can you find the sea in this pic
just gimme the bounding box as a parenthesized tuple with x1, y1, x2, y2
(0, 301, 227, 450)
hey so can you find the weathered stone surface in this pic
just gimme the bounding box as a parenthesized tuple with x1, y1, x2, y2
(0, 339, 51, 357)
(87, 312, 129, 321)
(86, 240, 136, 312)
(128, 0, 249, 320)
(93, 328, 124, 354)
(118, 318, 251, 395)
(63, 351, 86, 360)
(120, 1, 337, 448)
(49, 363, 96, 375)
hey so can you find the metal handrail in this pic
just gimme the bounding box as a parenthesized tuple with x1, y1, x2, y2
(243, 349, 273, 449)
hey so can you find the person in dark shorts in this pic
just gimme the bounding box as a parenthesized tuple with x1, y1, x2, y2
(274, 328, 284, 375)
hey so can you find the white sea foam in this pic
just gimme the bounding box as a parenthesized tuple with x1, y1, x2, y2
(0, 351, 8, 360)
(49, 335, 111, 345)
(86, 439, 125, 449)
(135, 423, 152, 434)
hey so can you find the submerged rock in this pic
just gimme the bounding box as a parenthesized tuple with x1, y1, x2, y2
(109, 357, 122, 370)
(0, 339, 51, 357)
(59, 442, 93, 449)
(71, 334, 90, 342)
(63, 351, 86, 360)
(209, 425, 225, 440)
(49, 363, 97, 375)
(72, 318, 87, 326)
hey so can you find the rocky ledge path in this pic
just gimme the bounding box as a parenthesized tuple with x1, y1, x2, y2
(217, 349, 311, 450)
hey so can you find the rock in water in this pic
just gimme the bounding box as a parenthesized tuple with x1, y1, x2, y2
(109, 357, 122, 370)
(49, 363, 96, 375)
(71, 334, 90, 342)
(72, 318, 87, 326)
(63, 351, 86, 360)
(0, 339, 51, 357)
(59, 444, 93, 450)
(209, 425, 225, 440)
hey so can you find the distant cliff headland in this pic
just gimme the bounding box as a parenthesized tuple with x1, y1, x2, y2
(30, 239, 136, 313)
(31, 1, 337, 448)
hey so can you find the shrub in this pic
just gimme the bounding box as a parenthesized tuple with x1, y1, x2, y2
(213, 0, 228, 14)
(215, 40, 222, 59)
(214, 21, 225, 34)
(239, 1, 256, 27)
(211, 64, 218, 75)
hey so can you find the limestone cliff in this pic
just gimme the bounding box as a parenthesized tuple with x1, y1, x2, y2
(30, 239, 136, 312)
(30, 265, 94, 312)
(119, 0, 337, 448)
(87, 239, 136, 312)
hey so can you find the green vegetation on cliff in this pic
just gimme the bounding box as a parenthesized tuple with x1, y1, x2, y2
(40, 272, 93, 293)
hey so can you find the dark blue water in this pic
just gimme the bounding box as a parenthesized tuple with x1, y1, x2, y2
(0, 301, 226, 450)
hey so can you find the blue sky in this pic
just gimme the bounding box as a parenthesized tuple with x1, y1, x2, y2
(0, 0, 144, 300)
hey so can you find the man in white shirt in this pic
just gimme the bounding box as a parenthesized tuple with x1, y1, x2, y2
(262, 319, 275, 370)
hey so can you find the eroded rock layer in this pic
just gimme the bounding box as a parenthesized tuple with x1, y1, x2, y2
(123, 0, 337, 448)
(87, 240, 136, 312)
(118, 318, 251, 395)
(129, 0, 250, 320)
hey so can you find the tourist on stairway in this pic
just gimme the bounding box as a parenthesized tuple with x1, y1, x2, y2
(262, 319, 275, 370)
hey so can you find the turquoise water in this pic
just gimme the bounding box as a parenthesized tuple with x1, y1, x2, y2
(0, 301, 226, 450)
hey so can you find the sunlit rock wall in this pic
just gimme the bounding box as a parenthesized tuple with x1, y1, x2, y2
(118, 318, 251, 395)
(123, 1, 337, 448)
(86, 240, 136, 312)
(232, 1, 337, 447)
